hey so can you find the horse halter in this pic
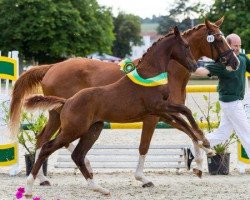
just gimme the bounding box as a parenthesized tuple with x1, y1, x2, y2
(207, 31, 234, 64)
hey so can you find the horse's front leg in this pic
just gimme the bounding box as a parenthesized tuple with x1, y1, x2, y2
(161, 116, 204, 177)
(163, 114, 199, 143)
(135, 116, 159, 188)
(157, 106, 214, 156)
(166, 104, 211, 149)
(163, 114, 210, 177)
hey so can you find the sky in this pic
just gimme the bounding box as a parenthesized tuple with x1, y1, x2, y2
(97, 0, 214, 18)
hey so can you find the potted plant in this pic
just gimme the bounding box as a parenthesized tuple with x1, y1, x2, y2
(192, 93, 238, 175)
(19, 111, 48, 176)
(1, 101, 48, 176)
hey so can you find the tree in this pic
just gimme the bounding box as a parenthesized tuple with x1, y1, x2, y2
(206, 0, 250, 52)
(112, 12, 142, 58)
(157, 16, 177, 35)
(157, 0, 205, 34)
(168, 0, 207, 21)
(0, 0, 114, 63)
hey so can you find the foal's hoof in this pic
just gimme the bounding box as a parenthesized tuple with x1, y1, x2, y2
(24, 194, 33, 199)
(142, 181, 154, 188)
(207, 150, 216, 157)
(40, 180, 51, 186)
(202, 138, 211, 148)
(193, 168, 202, 178)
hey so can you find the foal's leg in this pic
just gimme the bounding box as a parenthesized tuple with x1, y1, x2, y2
(35, 110, 60, 186)
(71, 122, 110, 195)
(25, 132, 78, 198)
(169, 114, 214, 156)
(163, 116, 204, 177)
(67, 143, 93, 176)
(164, 104, 210, 148)
(135, 116, 159, 188)
(35, 110, 93, 184)
(157, 109, 214, 156)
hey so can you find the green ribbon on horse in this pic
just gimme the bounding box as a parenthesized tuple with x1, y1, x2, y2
(119, 58, 168, 87)
(119, 58, 136, 73)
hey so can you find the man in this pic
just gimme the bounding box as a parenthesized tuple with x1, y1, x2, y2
(187, 33, 250, 169)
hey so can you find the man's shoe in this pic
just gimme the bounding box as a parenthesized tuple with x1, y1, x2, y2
(184, 148, 194, 170)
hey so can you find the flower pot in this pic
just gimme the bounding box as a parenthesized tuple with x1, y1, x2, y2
(207, 153, 230, 175)
(24, 154, 48, 176)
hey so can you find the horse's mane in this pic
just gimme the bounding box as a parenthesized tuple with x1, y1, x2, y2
(137, 30, 175, 67)
(182, 24, 205, 36)
(183, 21, 219, 35)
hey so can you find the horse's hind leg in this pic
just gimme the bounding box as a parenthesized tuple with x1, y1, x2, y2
(135, 116, 159, 188)
(25, 131, 77, 198)
(67, 143, 93, 176)
(35, 110, 93, 185)
(35, 110, 61, 186)
(71, 122, 110, 195)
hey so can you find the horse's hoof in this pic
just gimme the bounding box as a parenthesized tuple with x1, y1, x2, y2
(104, 191, 111, 196)
(40, 180, 51, 186)
(95, 188, 110, 195)
(142, 181, 154, 188)
(193, 168, 202, 178)
(202, 138, 211, 148)
(198, 141, 203, 148)
(24, 194, 33, 199)
(207, 150, 216, 157)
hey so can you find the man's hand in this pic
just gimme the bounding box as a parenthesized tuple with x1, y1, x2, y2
(192, 67, 210, 76)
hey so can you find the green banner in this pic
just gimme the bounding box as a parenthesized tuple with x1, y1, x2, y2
(241, 145, 249, 159)
(0, 61, 14, 77)
(0, 147, 15, 162)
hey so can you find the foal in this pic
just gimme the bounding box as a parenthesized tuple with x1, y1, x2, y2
(23, 27, 208, 197)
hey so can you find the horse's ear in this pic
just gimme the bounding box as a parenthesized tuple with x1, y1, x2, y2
(174, 26, 180, 37)
(205, 18, 213, 30)
(214, 16, 224, 27)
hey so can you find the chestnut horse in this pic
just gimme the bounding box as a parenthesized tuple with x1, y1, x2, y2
(22, 26, 211, 197)
(9, 17, 239, 188)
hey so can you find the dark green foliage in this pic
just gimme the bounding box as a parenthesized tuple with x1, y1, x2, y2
(157, 16, 176, 35)
(112, 12, 142, 58)
(0, 0, 114, 63)
(192, 94, 238, 154)
(206, 0, 250, 52)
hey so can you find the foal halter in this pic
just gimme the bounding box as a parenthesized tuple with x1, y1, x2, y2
(207, 31, 234, 64)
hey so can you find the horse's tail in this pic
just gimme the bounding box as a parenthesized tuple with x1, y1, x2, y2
(9, 64, 53, 138)
(24, 95, 66, 111)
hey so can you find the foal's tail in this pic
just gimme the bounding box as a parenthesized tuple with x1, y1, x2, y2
(9, 64, 53, 138)
(24, 95, 66, 111)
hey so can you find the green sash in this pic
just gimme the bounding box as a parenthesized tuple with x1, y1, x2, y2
(119, 58, 168, 87)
